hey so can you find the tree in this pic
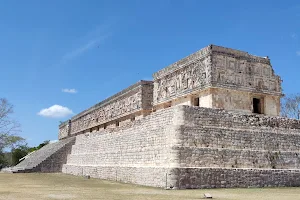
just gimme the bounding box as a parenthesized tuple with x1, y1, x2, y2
(11, 145, 29, 166)
(0, 98, 24, 168)
(281, 94, 300, 119)
(28, 140, 50, 153)
(0, 98, 22, 148)
(0, 152, 9, 168)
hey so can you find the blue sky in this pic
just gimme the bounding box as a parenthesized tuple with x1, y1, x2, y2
(0, 0, 299, 146)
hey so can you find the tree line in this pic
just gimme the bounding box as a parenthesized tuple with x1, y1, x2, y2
(0, 98, 50, 169)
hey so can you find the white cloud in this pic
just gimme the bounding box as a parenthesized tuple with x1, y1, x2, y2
(297, 51, 300, 56)
(62, 88, 77, 94)
(38, 105, 73, 118)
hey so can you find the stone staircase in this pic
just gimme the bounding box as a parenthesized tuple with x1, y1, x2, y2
(3, 137, 75, 173)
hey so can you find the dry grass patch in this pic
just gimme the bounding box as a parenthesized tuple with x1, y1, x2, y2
(0, 173, 300, 200)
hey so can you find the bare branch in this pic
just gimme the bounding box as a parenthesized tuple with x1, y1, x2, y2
(281, 94, 300, 119)
(0, 98, 22, 151)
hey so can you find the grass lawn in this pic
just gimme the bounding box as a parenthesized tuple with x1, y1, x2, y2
(1, 173, 300, 200)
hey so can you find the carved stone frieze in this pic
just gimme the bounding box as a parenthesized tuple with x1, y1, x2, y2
(153, 45, 282, 106)
(57, 81, 153, 137)
(154, 56, 212, 104)
(212, 54, 282, 94)
(58, 124, 69, 139)
(70, 91, 143, 133)
(153, 45, 212, 80)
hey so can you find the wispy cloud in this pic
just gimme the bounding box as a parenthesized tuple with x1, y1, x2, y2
(61, 35, 110, 64)
(37, 105, 73, 118)
(297, 51, 300, 56)
(56, 23, 113, 66)
(62, 88, 78, 94)
(291, 33, 298, 40)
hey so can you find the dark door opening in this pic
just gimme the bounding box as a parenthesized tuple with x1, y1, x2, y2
(194, 97, 199, 106)
(253, 98, 261, 114)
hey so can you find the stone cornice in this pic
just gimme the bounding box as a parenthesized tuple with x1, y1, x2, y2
(211, 45, 271, 65)
(153, 44, 271, 80)
(209, 85, 283, 97)
(153, 45, 212, 80)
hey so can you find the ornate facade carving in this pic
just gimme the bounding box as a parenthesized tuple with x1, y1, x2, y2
(70, 90, 143, 133)
(153, 45, 212, 80)
(58, 123, 69, 139)
(212, 54, 281, 95)
(59, 81, 153, 138)
(153, 45, 282, 106)
(153, 56, 212, 104)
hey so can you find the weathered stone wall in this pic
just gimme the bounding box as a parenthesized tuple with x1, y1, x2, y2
(211, 88, 280, 115)
(180, 127, 300, 152)
(180, 106, 300, 129)
(63, 165, 300, 189)
(172, 168, 300, 189)
(63, 106, 181, 187)
(212, 88, 252, 112)
(175, 147, 300, 169)
(169, 106, 300, 188)
(62, 105, 300, 188)
(63, 165, 172, 188)
(64, 107, 178, 167)
(59, 81, 153, 139)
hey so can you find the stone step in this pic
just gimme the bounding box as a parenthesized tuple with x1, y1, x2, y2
(9, 137, 75, 173)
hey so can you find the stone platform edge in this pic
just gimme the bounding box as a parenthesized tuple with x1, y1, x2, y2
(62, 165, 300, 189)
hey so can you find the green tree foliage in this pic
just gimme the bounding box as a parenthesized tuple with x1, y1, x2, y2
(9, 140, 51, 166)
(0, 98, 51, 168)
(28, 140, 50, 152)
(11, 145, 29, 166)
(0, 152, 8, 168)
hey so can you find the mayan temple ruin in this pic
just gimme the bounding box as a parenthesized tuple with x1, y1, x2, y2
(10, 44, 300, 189)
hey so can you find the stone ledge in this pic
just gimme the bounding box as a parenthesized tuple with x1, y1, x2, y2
(172, 167, 300, 189)
(62, 164, 300, 189)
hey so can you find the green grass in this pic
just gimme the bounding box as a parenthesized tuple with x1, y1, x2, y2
(1, 173, 300, 200)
